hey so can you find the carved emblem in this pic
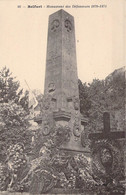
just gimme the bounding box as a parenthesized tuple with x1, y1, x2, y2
(43, 120, 50, 136)
(64, 19, 72, 32)
(48, 82, 55, 93)
(73, 118, 81, 137)
(73, 97, 80, 110)
(73, 127, 80, 137)
(81, 130, 90, 148)
(51, 19, 60, 32)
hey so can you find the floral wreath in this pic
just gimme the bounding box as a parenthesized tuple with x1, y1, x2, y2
(90, 139, 124, 182)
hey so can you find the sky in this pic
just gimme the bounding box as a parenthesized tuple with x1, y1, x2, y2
(0, 0, 124, 93)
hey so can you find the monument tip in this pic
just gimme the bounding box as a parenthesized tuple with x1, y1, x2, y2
(49, 9, 73, 17)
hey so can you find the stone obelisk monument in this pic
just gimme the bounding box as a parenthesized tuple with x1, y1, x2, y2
(39, 9, 88, 152)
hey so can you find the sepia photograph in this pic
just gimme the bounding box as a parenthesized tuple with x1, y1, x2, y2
(0, 0, 125, 194)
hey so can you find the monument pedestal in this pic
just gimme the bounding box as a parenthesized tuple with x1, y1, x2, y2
(34, 107, 90, 155)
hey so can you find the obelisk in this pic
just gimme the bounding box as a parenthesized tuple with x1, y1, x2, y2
(41, 9, 88, 152)
(44, 9, 78, 102)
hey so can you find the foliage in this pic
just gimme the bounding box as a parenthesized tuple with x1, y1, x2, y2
(79, 67, 125, 133)
(0, 163, 10, 191)
(91, 140, 125, 184)
(0, 125, 100, 193)
(78, 79, 91, 116)
(6, 143, 28, 191)
(78, 68, 125, 194)
(70, 153, 99, 190)
(0, 67, 32, 161)
(0, 67, 125, 193)
(0, 66, 29, 112)
(20, 125, 100, 193)
(0, 67, 33, 191)
(0, 124, 125, 193)
(32, 125, 71, 158)
(0, 101, 32, 161)
(0, 143, 29, 192)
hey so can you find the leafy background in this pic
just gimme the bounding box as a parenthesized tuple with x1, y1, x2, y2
(0, 66, 125, 194)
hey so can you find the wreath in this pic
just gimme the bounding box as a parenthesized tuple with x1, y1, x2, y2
(90, 139, 124, 183)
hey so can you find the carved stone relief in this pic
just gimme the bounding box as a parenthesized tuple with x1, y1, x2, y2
(51, 19, 60, 32)
(48, 82, 55, 93)
(81, 130, 90, 148)
(64, 19, 72, 32)
(73, 117, 81, 137)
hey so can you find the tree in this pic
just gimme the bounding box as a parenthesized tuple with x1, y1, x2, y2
(78, 67, 125, 133)
(78, 79, 91, 116)
(0, 66, 29, 112)
(0, 101, 32, 162)
(0, 67, 31, 161)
